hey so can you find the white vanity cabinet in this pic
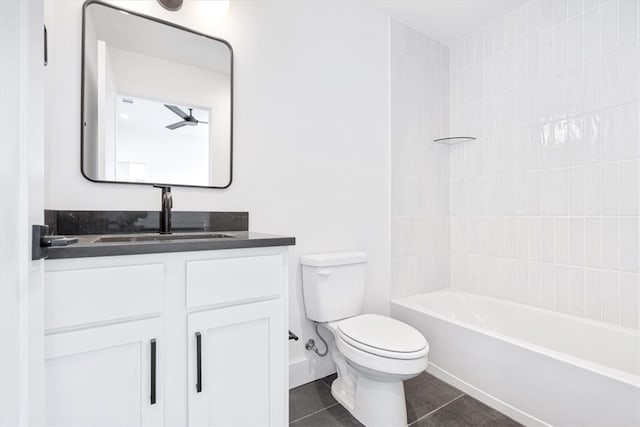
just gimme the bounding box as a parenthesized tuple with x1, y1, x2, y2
(45, 318, 164, 427)
(188, 300, 285, 427)
(44, 247, 289, 427)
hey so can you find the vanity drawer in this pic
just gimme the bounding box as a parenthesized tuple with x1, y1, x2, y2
(45, 264, 164, 330)
(186, 255, 283, 308)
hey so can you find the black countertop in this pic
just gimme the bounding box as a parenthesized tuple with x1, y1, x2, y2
(45, 231, 295, 260)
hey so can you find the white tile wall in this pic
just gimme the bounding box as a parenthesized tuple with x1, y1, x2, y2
(390, 19, 450, 298)
(448, 0, 640, 330)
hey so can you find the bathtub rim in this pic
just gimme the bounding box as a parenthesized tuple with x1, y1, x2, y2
(391, 288, 640, 389)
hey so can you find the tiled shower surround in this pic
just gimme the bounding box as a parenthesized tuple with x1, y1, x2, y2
(448, 0, 639, 329)
(391, 1, 640, 330)
(390, 19, 450, 299)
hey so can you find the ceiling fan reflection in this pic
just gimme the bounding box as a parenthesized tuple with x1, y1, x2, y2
(164, 104, 208, 130)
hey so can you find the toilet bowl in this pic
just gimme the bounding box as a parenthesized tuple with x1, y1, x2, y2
(324, 315, 429, 427)
(300, 252, 429, 427)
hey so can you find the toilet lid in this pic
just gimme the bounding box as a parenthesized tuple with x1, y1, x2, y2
(337, 314, 428, 358)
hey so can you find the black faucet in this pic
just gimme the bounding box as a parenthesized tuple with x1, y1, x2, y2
(153, 185, 172, 234)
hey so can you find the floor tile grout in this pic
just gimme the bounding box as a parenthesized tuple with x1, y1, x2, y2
(289, 402, 341, 425)
(407, 393, 466, 427)
(320, 377, 334, 390)
(290, 374, 516, 427)
(290, 386, 467, 426)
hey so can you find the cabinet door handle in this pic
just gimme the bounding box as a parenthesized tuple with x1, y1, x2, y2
(150, 339, 157, 405)
(195, 332, 202, 393)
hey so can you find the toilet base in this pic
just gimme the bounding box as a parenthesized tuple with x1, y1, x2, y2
(331, 373, 407, 427)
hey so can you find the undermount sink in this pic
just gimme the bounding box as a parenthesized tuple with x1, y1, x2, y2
(92, 233, 236, 243)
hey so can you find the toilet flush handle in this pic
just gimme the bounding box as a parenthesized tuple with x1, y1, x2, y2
(318, 269, 331, 277)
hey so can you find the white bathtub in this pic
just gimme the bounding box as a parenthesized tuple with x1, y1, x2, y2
(391, 289, 640, 427)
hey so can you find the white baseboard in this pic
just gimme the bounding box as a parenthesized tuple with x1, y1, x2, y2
(426, 363, 549, 427)
(289, 356, 336, 389)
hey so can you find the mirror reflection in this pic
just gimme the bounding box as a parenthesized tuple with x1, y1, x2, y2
(82, 2, 233, 188)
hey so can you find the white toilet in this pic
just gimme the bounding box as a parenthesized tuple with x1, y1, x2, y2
(300, 251, 429, 427)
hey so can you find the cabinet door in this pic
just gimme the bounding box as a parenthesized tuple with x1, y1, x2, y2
(188, 300, 286, 427)
(45, 318, 163, 427)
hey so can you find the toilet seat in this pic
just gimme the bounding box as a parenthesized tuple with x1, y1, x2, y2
(334, 330, 429, 377)
(337, 314, 429, 360)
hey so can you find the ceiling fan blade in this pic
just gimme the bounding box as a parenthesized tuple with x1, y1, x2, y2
(166, 121, 187, 130)
(164, 104, 189, 120)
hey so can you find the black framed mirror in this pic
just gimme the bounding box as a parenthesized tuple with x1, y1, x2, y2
(81, 1, 233, 188)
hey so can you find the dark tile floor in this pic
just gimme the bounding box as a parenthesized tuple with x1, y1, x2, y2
(289, 372, 522, 427)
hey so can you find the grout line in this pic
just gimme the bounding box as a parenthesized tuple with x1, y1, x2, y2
(289, 402, 340, 425)
(407, 393, 465, 427)
(320, 376, 335, 390)
(448, 251, 634, 276)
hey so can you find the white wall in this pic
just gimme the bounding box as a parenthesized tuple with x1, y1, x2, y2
(116, 124, 210, 185)
(44, 0, 391, 386)
(97, 40, 118, 180)
(83, 9, 99, 177)
(390, 19, 451, 298)
(0, 0, 45, 424)
(449, 0, 640, 330)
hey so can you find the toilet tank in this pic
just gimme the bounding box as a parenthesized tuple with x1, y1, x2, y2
(300, 251, 367, 322)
